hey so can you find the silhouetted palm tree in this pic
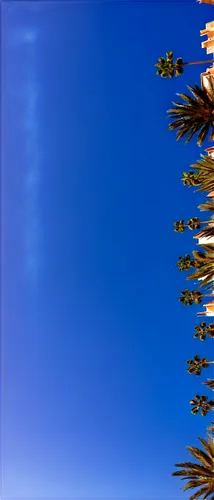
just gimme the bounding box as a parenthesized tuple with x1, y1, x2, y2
(182, 171, 202, 187)
(187, 355, 213, 376)
(177, 255, 196, 271)
(186, 246, 214, 289)
(155, 51, 214, 78)
(182, 154, 214, 193)
(167, 79, 214, 146)
(194, 322, 214, 341)
(172, 434, 214, 500)
(179, 288, 214, 306)
(179, 289, 203, 306)
(190, 395, 214, 416)
(174, 218, 210, 232)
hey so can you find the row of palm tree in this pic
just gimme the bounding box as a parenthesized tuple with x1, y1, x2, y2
(155, 16, 214, 499)
(156, 53, 214, 146)
(174, 217, 214, 241)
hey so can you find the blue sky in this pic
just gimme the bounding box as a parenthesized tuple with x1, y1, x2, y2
(2, 1, 214, 498)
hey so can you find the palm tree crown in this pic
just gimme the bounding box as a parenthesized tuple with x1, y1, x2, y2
(177, 254, 196, 271)
(167, 79, 214, 146)
(172, 434, 214, 500)
(155, 51, 214, 79)
(190, 395, 214, 416)
(174, 218, 207, 232)
(182, 155, 214, 193)
(179, 289, 203, 306)
(194, 322, 214, 341)
(182, 171, 202, 187)
(185, 245, 214, 290)
(187, 354, 211, 376)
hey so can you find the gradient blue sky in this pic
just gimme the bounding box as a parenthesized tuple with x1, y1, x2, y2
(2, 1, 214, 498)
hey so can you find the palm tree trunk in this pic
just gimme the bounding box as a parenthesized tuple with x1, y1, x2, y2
(195, 219, 214, 225)
(185, 221, 213, 227)
(183, 60, 214, 66)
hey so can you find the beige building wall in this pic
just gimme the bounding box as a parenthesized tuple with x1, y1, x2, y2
(198, 301, 214, 317)
(201, 69, 214, 93)
(206, 303, 214, 313)
(200, 22, 214, 54)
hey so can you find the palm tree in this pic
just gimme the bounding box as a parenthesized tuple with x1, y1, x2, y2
(194, 322, 214, 341)
(203, 379, 214, 391)
(177, 253, 206, 272)
(155, 51, 214, 79)
(174, 218, 210, 232)
(172, 434, 214, 500)
(182, 155, 214, 192)
(187, 355, 213, 376)
(177, 255, 196, 271)
(182, 171, 202, 187)
(190, 395, 214, 416)
(179, 289, 203, 306)
(186, 246, 214, 289)
(180, 289, 203, 306)
(167, 79, 214, 146)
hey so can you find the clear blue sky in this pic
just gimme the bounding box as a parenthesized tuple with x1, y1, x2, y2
(2, 1, 214, 498)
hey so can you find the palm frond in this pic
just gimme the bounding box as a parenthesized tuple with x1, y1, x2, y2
(167, 82, 214, 146)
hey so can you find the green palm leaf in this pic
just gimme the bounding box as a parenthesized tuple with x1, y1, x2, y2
(167, 80, 214, 146)
(172, 435, 214, 500)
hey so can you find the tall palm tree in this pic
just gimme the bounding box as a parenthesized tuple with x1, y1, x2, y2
(177, 253, 206, 272)
(194, 322, 214, 341)
(187, 246, 214, 289)
(155, 51, 214, 79)
(167, 79, 214, 146)
(177, 255, 197, 271)
(181, 290, 204, 306)
(174, 218, 211, 233)
(182, 154, 214, 192)
(190, 395, 214, 416)
(172, 434, 214, 500)
(187, 355, 213, 376)
(179, 289, 203, 306)
(182, 171, 202, 187)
